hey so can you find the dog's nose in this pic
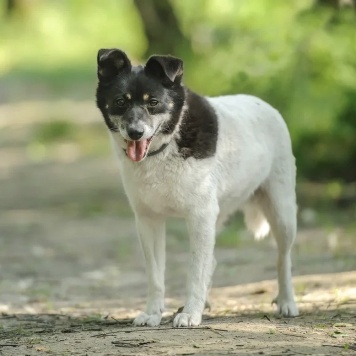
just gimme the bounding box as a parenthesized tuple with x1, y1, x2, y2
(127, 127, 144, 140)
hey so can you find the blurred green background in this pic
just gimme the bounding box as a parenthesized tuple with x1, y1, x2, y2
(1, 0, 356, 209)
(0, 1, 356, 316)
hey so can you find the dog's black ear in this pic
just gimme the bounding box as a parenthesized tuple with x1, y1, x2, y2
(97, 49, 131, 81)
(145, 55, 183, 85)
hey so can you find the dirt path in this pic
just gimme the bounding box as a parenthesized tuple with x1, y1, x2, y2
(0, 101, 355, 355)
(0, 273, 355, 355)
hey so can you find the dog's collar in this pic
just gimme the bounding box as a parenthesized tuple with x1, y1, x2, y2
(123, 142, 169, 159)
(147, 142, 169, 157)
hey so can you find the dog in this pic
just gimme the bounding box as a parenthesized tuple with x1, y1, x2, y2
(96, 49, 299, 327)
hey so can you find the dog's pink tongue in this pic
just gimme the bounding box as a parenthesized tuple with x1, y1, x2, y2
(126, 140, 148, 162)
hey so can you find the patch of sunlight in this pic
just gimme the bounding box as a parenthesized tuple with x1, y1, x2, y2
(301, 287, 356, 304)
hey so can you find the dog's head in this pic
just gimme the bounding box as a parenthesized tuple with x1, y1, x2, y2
(96, 49, 186, 162)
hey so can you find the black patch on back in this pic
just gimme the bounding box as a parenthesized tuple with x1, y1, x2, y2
(176, 89, 218, 159)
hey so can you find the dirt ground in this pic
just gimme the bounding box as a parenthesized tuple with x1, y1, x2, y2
(0, 101, 355, 355)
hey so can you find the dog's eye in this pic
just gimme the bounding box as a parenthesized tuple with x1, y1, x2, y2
(115, 98, 126, 107)
(149, 99, 158, 107)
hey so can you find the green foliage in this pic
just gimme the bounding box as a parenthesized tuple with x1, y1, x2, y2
(1, 0, 355, 181)
(173, 0, 356, 181)
(33, 120, 76, 144)
(0, 0, 146, 72)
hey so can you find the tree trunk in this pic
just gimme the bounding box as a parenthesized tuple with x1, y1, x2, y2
(6, 0, 16, 16)
(134, 0, 190, 56)
(5, 0, 31, 18)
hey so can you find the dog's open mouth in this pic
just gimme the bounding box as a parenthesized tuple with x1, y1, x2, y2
(125, 137, 153, 162)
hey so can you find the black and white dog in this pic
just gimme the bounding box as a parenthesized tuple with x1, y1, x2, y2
(96, 49, 299, 327)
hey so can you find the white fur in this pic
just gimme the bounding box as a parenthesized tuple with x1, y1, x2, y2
(110, 94, 299, 327)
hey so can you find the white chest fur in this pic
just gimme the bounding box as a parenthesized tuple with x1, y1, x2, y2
(112, 140, 216, 217)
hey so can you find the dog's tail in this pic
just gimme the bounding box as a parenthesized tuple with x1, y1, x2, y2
(244, 202, 270, 240)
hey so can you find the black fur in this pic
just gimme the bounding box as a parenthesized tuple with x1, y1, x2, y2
(97, 49, 131, 81)
(95, 49, 218, 160)
(145, 55, 183, 85)
(176, 90, 218, 159)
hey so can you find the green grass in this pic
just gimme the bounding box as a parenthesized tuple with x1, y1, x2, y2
(216, 216, 244, 248)
(2, 67, 95, 95)
(57, 199, 133, 219)
(117, 242, 134, 262)
(28, 120, 110, 162)
(33, 120, 77, 143)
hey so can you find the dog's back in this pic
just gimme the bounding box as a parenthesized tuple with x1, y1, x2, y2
(207, 94, 296, 237)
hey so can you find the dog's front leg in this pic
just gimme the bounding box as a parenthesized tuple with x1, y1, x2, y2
(173, 206, 218, 327)
(133, 215, 165, 327)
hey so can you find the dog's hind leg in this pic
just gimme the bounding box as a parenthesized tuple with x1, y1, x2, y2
(258, 176, 299, 317)
(133, 215, 166, 327)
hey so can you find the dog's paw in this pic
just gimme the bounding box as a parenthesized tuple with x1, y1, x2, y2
(173, 312, 202, 327)
(272, 297, 299, 317)
(133, 312, 162, 327)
